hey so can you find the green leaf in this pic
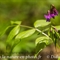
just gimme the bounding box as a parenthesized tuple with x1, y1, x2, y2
(11, 21, 21, 25)
(35, 36, 51, 46)
(12, 40, 35, 53)
(35, 36, 52, 57)
(55, 25, 60, 30)
(15, 29, 35, 39)
(6, 25, 20, 43)
(0, 26, 10, 37)
(35, 43, 46, 57)
(34, 20, 50, 27)
(12, 43, 21, 53)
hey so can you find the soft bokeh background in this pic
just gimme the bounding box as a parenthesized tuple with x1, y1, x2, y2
(0, 0, 60, 60)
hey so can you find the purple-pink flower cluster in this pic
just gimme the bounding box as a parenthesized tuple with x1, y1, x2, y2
(44, 4, 58, 22)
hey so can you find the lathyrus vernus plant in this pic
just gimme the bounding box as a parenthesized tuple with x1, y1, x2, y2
(0, 4, 60, 60)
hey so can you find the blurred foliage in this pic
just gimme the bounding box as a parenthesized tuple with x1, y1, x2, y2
(0, 0, 60, 60)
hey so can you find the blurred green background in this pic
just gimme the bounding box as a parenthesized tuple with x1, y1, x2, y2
(0, 0, 60, 60)
(0, 0, 60, 34)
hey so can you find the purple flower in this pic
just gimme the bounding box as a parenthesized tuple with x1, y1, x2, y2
(44, 10, 51, 22)
(53, 8, 58, 16)
(44, 15, 51, 22)
(50, 4, 58, 16)
(50, 13, 55, 18)
(44, 4, 58, 22)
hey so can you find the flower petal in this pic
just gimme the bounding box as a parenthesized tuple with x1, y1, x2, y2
(54, 9, 58, 15)
(50, 13, 55, 19)
(44, 15, 51, 22)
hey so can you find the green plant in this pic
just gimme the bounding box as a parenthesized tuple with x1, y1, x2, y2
(0, 19, 60, 60)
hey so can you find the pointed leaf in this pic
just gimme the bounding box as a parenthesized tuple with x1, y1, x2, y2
(35, 36, 52, 57)
(35, 36, 51, 46)
(34, 20, 50, 27)
(11, 21, 21, 25)
(15, 29, 35, 39)
(7, 25, 20, 43)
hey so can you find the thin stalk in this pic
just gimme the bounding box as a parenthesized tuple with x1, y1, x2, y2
(20, 24, 52, 40)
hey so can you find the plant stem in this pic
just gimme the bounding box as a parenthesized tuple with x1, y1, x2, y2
(20, 25, 33, 29)
(20, 24, 52, 40)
